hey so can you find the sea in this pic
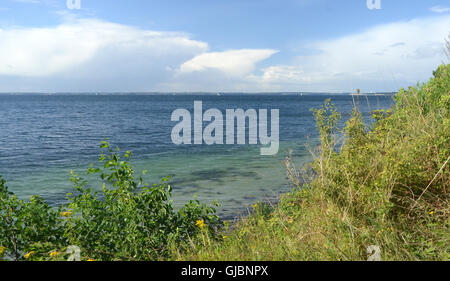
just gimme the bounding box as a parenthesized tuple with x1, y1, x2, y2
(0, 93, 395, 219)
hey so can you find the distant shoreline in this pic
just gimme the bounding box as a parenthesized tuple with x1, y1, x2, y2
(0, 92, 396, 96)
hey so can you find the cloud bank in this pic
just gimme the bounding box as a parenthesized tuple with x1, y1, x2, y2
(0, 19, 207, 77)
(0, 18, 210, 91)
(252, 15, 450, 92)
(0, 18, 277, 92)
(0, 14, 449, 92)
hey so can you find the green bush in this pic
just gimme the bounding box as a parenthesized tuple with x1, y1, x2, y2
(0, 177, 67, 260)
(0, 141, 222, 261)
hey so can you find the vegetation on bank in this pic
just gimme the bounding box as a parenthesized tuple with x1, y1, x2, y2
(1, 64, 449, 261)
(0, 142, 222, 261)
(174, 64, 449, 261)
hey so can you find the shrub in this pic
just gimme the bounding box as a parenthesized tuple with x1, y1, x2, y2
(0, 177, 67, 260)
(0, 141, 222, 261)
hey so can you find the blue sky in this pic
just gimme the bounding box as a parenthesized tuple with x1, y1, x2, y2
(0, 0, 449, 92)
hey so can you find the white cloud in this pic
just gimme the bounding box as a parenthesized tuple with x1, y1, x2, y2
(0, 17, 276, 92)
(0, 18, 207, 77)
(0, 18, 212, 91)
(251, 15, 450, 92)
(179, 49, 278, 77)
(430, 6, 450, 13)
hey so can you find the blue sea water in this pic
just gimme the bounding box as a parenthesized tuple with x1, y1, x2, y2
(0, 93, 394, 219)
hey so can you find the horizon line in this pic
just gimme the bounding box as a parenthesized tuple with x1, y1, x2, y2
(0, 91, 396, 95)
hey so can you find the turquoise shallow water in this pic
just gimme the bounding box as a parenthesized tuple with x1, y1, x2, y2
(0, 94, 394, 218)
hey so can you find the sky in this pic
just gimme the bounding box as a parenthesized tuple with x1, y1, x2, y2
(0, 0, 449, 93)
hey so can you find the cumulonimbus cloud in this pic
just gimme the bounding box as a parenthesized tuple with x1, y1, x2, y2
(0, 18, 208, 77)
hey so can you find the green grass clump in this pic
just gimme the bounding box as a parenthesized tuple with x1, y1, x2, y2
(174, 64, 450, 261)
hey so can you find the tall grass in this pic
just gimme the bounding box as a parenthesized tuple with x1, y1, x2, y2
(174, 64, 450, 261)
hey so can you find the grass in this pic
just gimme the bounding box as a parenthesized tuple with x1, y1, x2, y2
(172, 64, 450, 261)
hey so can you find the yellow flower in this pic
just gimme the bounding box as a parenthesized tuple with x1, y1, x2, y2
(429, 211, 435, 215)
(0, 246, 6, 256)
(61, 210, 72, 217)
(87, 259, 95, 262)
(49, 251, 60, 258)
(24, 251, 35, 259)
(222, 235, 228, 240)
(195, 220, 206, 229)
(252, 203, 259, 209)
